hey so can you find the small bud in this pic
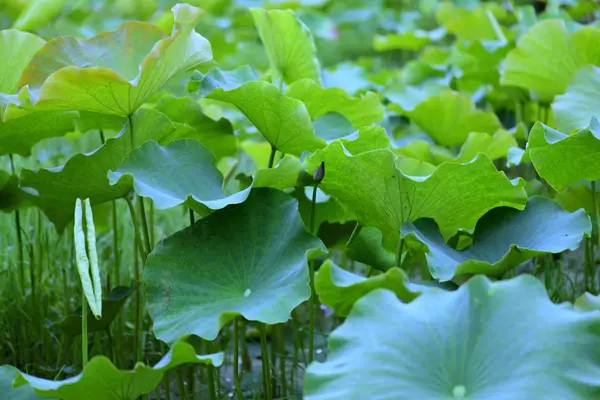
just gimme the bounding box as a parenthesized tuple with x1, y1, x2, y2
(313, 162, 325, 183)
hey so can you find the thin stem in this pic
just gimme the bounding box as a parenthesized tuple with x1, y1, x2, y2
(9, 155, 25, 294)
(138, 197, 152, 254)
(241, 319, 251, 372)
(133, 224, 141, 363)
(278, 324, 287, 398)
(233, 318, 243, 399)
(207, 350, 216, 400)
(259, 324, 272, 400)
(125, 197, 148, 262)
(112, 201, 120, 286)
(592, 181, 600, 290)
(395, 237, 405, 269)
(81, 294, 88, 367)
(308, 184, 318, 364)
(176, 368, 187, 400)
(189, 208, 195, 225)
(291, 311, 298, 393)
(268, 146, 276, 169)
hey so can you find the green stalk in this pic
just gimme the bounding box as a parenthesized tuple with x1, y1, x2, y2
(278, 324, 287, 398)
(125, 197, 148, 262)
(308, 183, 318, 364)
(395, 238, 405, 269)
(187, 366, 195, 400)
(259, 324, 272, 400)
(241, 319, 251, 372)
(133, 226, 141, 363)
(138, 197, 152, 254)
(290, 311, 300, 393)
(9, 155, 25, 294)
(592, 181, 600, 291)
(81, 294, 88, 367)
(207, 345, 216, 400)
(177, 368, 187, 400)
(268, 146, 276, 169)
(270, 325, 277, 396)
(233, 318, 243, 399)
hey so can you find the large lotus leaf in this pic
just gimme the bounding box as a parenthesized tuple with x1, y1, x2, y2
(0, 30, 45, 94)
(553, 65, 600, 133)
(455, 130, 517, 162)
(0, 366, 44, 400)
(0, 110, 78, 157)
(20, 108, 189, 230)
(285, 78, 384, 127)
(346, 226, 395, 271)
(315, 260, 419, 317)
(501, 19, 587, 102)
(406, 91, 501, 147)
(14, 4, 212, 116)
(373, 29, 444, 52)
(144, 188, 327, 343)
(0, 171, 30, 212)
(435, 3, 506, 41)
(385, 81, 450, 113)
(250, 8, 321, 85)
(193, 69, 326, 156)
(306, 142, 527, 252)
(528, 121, 600, 191)
(572, 26, 600, 66)
(575, 292, 600, 312)
(108, 139, 252, 212)
(312, 113, 355, 142)
(153, 95, 237, 160)
(253, 155, 303, 190)
(14, 339, 223, 400)
(449, 40, 508, 85)
(394, 140, 454, 166)
(12, 0, 67, 32)
(402, 196, 590, 282)
(304, 275, 600, 399)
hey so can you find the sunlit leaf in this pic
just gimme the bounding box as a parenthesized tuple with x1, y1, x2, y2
(402, 197, 591, 281)
(15, 4, 212, 116)
(14, 339, 223, 400)
(250, 8, 321, 85)
(528, 121, 600, 191)
(305, 275, 600, 399)
(193, 68, 326, 155)
(315, 260, 419, 316)
(144, 188, 327, 343)
(407, 91, 501, 146)
(305, 143, 527, 252)
(13, 0, 67, 32)
(553, 65, 600, 133)
(285, 78, 384, 127)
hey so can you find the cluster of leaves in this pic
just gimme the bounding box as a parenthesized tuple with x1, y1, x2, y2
(2, 0, 600, 399)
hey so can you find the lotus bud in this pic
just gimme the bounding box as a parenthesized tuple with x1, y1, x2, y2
(313, 162, 325, 183)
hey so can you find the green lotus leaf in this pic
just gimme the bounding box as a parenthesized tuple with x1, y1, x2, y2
(449, 40, 508, 85)
(373, 29, 444, 52)
(304, 275, 600, 399)
(14, 4, 212, 116)
(315, 260, 419, 317)
(402, 196, 591, 281)
(528, 121, 600, 191)
(0, 365, 43, 400)
(305, 141, 526, 251)
(406, 91, 501, 146)
(305, 144, 527, 252)
(0, 30, 45, 94)
(188, 65, 258, 97)
(572, 26, 600, 66)
(13, 0, 67, 32)
(385, 82, 450, 113)
(13, 339, 223, 400)
(0, 30, 78, 156)
(435, 2, 506, 41)
(144, 188, 327, 343)
(555, 183, 596, 214)
(455, 130, 518, 162)
(346, 226, 395, 271)
(20, 108, 189, 230)
(394, 140, 454, 166)
(250, 8, 321, 85)
(52, 285, 133, 336)
(0, 171, 31, 212)
(337, 125, 391, 154)
(285, 78, 384, 127)
(501, 19, 596, 102)
(0, 109, 78, 157)
(108, 139, 252, 212)
(193, 69, 326, 156)
(553, 65, 600, 133)
(254, 155, 303, 190)
(153, 95, 237, 160)
(312, 113, 355, 142)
